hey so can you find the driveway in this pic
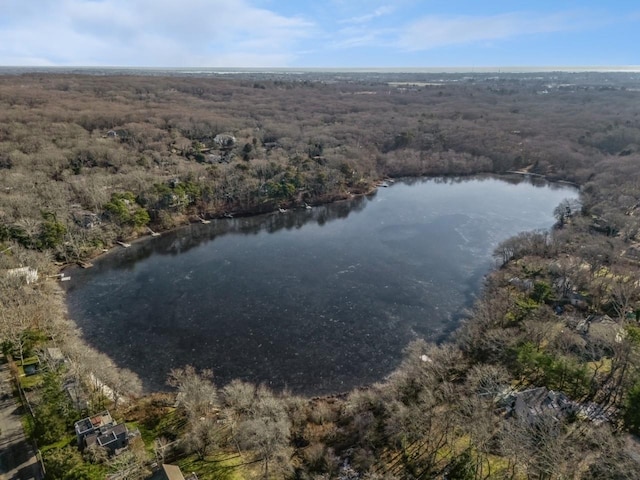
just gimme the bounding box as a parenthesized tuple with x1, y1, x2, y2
(0, 356, 42, 480)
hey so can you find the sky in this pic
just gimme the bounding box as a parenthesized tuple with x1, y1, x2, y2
(0, 0, 638, 68)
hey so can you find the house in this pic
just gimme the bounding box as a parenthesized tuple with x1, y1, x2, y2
(204, 153, 224, 164)
(589, 216, 616, 236)
(586, 314, 614, 324)
(150, 464, 198, 480)
(213, 134, 236, 149)
(160, 465, 186, 480)
(576, 402, 609, 425)
(46, 347, 65, 366)
(566, 291, 589, 309)
(74, 410, 130, 454)
(6, 266, 38, 284)
(500, 386, 609, 426)
(514, 388, 575, 421)
(65, 380, 88, 411)
(84, 423, 129, 453)
(500, 387, 576, 424)
(622, 245, 640, 263)
(75, 411, 115, 447)
(72, 210, 101, 229)
(509, 277, 534, 292)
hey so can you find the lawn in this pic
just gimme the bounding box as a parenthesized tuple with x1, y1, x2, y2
(16, 356, 44, 390)
(178, 452, 247, 480)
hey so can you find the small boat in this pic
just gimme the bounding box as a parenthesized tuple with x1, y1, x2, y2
(197, 216, 211, 224)
(278, 208, 288, 213)
(78, 261, 93, 269)
(116, 241, 131, 248)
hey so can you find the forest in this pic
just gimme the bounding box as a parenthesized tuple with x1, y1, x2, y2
(1, 70, 640, 479)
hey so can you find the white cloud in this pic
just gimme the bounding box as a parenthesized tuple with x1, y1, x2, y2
(341, 5, 395, 24)
(0, 0, 314, 66)
(329, 25, 394, 50)
(396, 11, 601, 51)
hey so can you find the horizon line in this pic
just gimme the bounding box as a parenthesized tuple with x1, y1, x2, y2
(1, 65, 640, 74)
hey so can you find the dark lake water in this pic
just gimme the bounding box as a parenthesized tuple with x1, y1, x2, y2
(65, 176, 578, 395)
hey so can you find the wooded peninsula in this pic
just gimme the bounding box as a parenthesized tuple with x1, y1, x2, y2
(1, 70, 640, 479)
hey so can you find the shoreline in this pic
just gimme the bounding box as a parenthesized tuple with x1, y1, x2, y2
(58, 171, 577, 399)
(65, 170, 565, 270)
(62, 180, 385, 271)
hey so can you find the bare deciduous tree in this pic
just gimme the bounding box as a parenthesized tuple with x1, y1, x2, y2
(167, 365, 218, 419)
(182, 415, 221, 460)
(608, 275, 640, 320)
(226, 384, 293, 479)
(553, 198, 582, 227)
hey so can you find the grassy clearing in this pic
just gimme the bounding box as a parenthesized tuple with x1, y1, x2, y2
(15, 356, 43, 389)
(17, 368, 43, 390)
(587, 357, 612, 375)
(178, 452, 247, 480)
(15, 356, 39, 366)
(39, 434, 75, 452)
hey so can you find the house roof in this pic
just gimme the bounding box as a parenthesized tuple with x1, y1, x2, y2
(84, 432, 98, 449)
(84, 423, 128, 449)
(511, 387, 575, 422)
(97, 431, 118, 446)
(75, 410, 115, 437)
(75, 418, 94, 435)
(46, 347, 64, 361)
(111, 423, 128, 437)
(162, 464, 186, 480)
(5, 266, 38, 284)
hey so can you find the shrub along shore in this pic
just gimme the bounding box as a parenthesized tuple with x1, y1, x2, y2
(1, 71, 640, 478)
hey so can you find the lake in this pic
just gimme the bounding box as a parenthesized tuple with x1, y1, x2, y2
(64, 176, 578, 395)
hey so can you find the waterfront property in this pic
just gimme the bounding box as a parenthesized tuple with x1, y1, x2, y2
(74, 410, 131, 454)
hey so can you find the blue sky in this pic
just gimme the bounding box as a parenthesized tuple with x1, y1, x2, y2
(0, 0, 638, 68)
